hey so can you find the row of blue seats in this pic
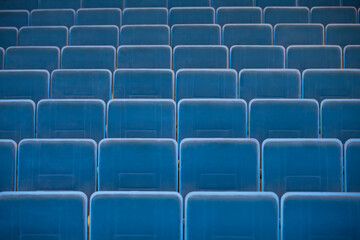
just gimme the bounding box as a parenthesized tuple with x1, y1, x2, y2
(1, 138, 359, 195)
(1, 98, 359, 143)
(1, 7, 360, 29)
(0, 45, 359, 72)
(1, 69, 359, 103)
(1, 23, 359, 49)
(1, 191, 359, 240)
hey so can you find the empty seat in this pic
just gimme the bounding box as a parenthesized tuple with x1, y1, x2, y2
(62, 46, 116, 71)
(169, 7, 215, 26)
(345, 139, 360, 192)
(168, 0, 211, 8)
(76, 8, 121, 27)
(0, 10, 29, 28)
(223, 24, 273, 48)
(0, 70, 49, 103)
(107, 99, 176, 138)
(0, 27, 17, 49)
(298, 0, 341, 8)
(123, 8, 168, 25)
(303, 69, 360, 102)
(117, 45, 172, 68)
(176, 69, 237, 102)
(326, 24, 360, 48)
(18, 139, 96, 197)
(286, 45, 342, 72)
(0, 48, 3, 69)
(90, 192, 182, 240)
(0, 0, 37, 11)
(281, 193, 360, 240)
(0, 140, 16, 191)
(120, 25, 169, 45)
(344, 45, 360, 68)
(249, 99, 319, 143)
(239, 69, 301, 103)
(263, 139, 343, 197)
(216, 7, 262, 26)
(255, 0, 296, 8)
(311, 7, 357, 26)
(171, 24, 220, 47)
(37, 99, 106, 142)
(321, 99, 360, 143)
(173, 45, 228, 72)
(274, 24, 324, 48)
(186, 192, 279, 240)
(82, 0, 124, 9)
(113, 69, 174, 99)
(5, 46, 60, 72)
(125, 0, 167, 7)
(51, 69, 111, 102)
(19, 26, 68, 48)
(30, 9, 75, 28)
(230, 45, 285, 72)
(263, 7, 309, 26)
(178, 99, 247, 141)
(342, 0, 360, 8)
(39, 0, 81, 10)
(213, 0, 253, 9)
(98, 139, 177, 191)
(0, 100, 35, 142)
(180, 139, 259, 198)
(70, 26, 119, 47)
(0, 192, 87, 240)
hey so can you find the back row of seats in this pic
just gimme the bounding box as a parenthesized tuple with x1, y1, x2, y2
(1, 191, 359, 240)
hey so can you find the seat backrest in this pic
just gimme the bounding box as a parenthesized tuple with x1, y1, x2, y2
(123, 8, 168, 25)
(311, 7, 357, 26)
(19, 26, 68, 48)
(344, 45, 360, 68)
(120, 25, 170, 45)
(345, 139, 360, 192)
(0, 10, 29, 29)
(76, 8, 122, 27)
(0, 27, 18, 49)
(0, 140, 16, 191)
(216, 7, 262, 26)
(30, 9, 75, 28)
(263, 7, 309, 26)
(70, 25, 119, 48)
(169, 7, 215, 26)
(326, 24, 360, 48)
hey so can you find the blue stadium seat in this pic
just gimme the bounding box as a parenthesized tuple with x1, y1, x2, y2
(223, 24, 273, 48)
(30, 9, 75, 28)
(177, 99, 247, 141)
(62, 46, 116, 71)
(51, 69, 111, 102)
(212, 0, 253, 9)
(298, 0, 341, 8)
(263, 7, 309, 26)
(0, 192, 87, 240)
(342, 0, 360, 8)
(0, 100, 35, 142)
(255, 0, 296, 8)
(18, 139, 96, 197)
(186, 192, 279, 240)
(123, 8, 168, 25)
(39, 0, 81, 10)
(176, 69, 237, 102)
(263, 139, 343, 197)
(239, 69, 301, 103)
(281, 193, 360, 240)
(286, 45, 342, 72)
(0, 10, 29, 28)
(0, 27, 17, 49)
(326, 24, 360, 48)
(303, 69, 360, 102)
(82, 0, 124, 9)
(5, 46, 60, 72)
(274, 24, 324, 48)
(125, 0, 167, 7)
(216, 7, 262, 26)
(98, 139, 178, 191)
(37, 99, 106, 142)
(120, 25, 170, 45)
(230, 45, 285, 72)
(0, 140, 16, 191)
(321, 99, 360, 143)
(107, 99, 176, 138)
(344, 45, 360, 68)
(249, 99, 319, 143)
(311, 7, 357, 26)
(345, 139, 360, 192)
(76, 8, 122, 27)
(0, 70, 49, 103)
(0, 48, 3, 69)
(19, 26, 68, 48)
(113, 69, 174, 99)
(169, 7, 215, 26)
(171, 24, 220, 47)
(117, 46, 172, 68)
(70, 26, 119, 47)
(173, 45, 228, 72)
(0, 0, 37, 11)
(90, 192, 182, 240)
(168, 0, 211, 8)
(180, 139, 260, 198)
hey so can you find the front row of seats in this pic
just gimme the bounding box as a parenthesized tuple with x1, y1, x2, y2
(0, 191, 359, 240)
